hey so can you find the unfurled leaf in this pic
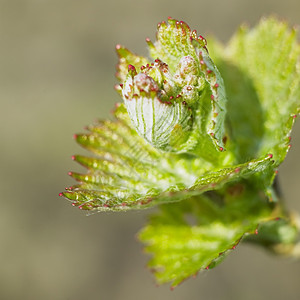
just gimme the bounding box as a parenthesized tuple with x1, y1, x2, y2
(139, 187, 275, 287)
(61, 104, 274, 211)
(225, 18, 299, 163)
(209, 17, 300, 199)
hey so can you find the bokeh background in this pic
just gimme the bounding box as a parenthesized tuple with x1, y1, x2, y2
(1, 0, 299, 299)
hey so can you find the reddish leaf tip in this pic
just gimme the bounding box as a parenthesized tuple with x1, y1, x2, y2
(128, 64, 136, 71)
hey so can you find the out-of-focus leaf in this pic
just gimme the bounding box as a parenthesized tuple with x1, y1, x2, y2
(245, 218, 299, 249)
(139, 187, 274, 287)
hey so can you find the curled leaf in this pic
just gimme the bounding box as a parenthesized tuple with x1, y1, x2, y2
(119, 18, 227, 155)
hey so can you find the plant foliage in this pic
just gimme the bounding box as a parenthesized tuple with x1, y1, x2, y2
(60, 17, 300, 287)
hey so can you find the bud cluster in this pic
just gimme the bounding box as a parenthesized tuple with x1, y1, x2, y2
(117, 18, 227, 154)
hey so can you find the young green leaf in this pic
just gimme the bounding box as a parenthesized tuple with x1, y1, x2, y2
(60, 104, 274, 211)
(209, 17, 300, 199)
(139, 187, 276, 287)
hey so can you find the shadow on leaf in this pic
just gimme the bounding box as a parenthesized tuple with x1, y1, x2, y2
(218, 61, 265, 162)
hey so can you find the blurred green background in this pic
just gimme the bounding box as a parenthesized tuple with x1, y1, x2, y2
(1, 0, 299, 299)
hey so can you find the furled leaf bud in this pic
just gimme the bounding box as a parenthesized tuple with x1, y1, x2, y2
(117, 18, 227, 156)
